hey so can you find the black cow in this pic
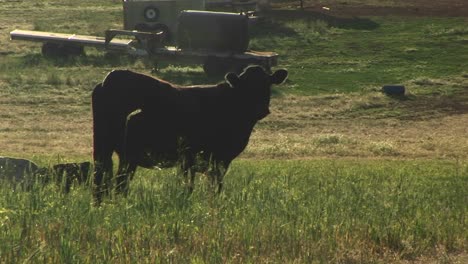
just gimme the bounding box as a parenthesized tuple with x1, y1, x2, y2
(92, 65, 288, 202)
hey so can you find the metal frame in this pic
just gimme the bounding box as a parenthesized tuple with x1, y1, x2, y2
(9, 0, 279, 75)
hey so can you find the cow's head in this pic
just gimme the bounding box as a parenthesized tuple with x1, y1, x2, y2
(226, 65, 288, 120)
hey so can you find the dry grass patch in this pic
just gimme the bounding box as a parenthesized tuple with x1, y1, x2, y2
(0, 89, 92, 159)
(1, 73, 467, 161)
(246, 73, 468, 159)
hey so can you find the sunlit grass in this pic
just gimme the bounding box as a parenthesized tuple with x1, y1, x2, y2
(1, 159, 466, 263)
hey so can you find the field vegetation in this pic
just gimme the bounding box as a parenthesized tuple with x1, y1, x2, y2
(0, 0, 467, 263)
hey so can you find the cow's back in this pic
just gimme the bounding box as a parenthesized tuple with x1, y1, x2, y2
(99, 70, 177, 114)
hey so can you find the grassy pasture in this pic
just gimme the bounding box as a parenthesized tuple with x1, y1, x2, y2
(1, 160, 467, 263)
(0, 0, 467, 263)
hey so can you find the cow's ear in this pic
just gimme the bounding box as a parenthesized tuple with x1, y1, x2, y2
(225, 72, 240, 87)
(271, 69, 288, 84)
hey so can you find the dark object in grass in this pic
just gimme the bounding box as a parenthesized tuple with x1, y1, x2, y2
(52, 162, 91, 193)
(0, 156, 39, 183)
(42, 42, 85, 57)
(382, 85, 405, 96)
(92, 65, 288, 204)
(0, 156, 90, 192)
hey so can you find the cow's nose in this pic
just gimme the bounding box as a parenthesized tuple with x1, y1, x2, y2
(257, 108, 270, 120)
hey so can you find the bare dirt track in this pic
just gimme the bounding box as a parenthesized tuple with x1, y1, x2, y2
(273, 0, 468, 17)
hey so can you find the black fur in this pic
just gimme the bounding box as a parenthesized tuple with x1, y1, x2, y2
(92, 65, 288, 203)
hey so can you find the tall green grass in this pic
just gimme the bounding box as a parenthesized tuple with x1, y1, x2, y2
(1, 159, 466, 263)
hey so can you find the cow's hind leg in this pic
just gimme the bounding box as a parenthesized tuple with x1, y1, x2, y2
(92, 82, 115, 204)
(185, 168, 196, 194)
(115, 160, 137, 195)
(114, 110, 146, 196)
(93, 154, 113, 204)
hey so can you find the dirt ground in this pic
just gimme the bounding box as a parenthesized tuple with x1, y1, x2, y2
(273, 0, 468, 17)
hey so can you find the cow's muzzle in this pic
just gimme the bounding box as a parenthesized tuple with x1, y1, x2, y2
(257, 108, 270, 120)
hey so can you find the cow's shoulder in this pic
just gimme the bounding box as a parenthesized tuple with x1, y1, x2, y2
(102, 69, 134, 87)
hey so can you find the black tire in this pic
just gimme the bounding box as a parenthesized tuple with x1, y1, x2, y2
(382, 85, 405, 96)
(134, 23, 171, 42)
(42, 42, 84, 57)
(143, 6, 160, 22)
(134, 23, 153, 32)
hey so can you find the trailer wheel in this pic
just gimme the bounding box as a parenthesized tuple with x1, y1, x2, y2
(42, 42, 84, 57)
(151, 23, 171, 41)
(134, 23, 171, 42)
(42, 43, 59, 56)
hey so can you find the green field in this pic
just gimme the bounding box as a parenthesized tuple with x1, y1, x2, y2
(1, 160, 466, 263)
(0, 0, 467, 263)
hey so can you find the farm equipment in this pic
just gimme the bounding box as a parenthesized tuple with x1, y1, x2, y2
(9, 0, 278, 76)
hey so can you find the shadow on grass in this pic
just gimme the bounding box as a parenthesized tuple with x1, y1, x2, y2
(265, 10, 380, 31)
(384, 94, 415, 101)
(16, 53, 233, 85)
(17, 52, 143, 68)
(347, 90, 468, 120)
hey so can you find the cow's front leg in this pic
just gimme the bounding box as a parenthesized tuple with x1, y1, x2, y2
(209, 161, 229, 194)
(181, 155, 196, 194)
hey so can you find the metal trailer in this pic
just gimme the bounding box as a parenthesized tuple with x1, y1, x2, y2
(122, 0, 204, 40)
(10, 28, 278, 76)
(9, 1, 279, 76)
